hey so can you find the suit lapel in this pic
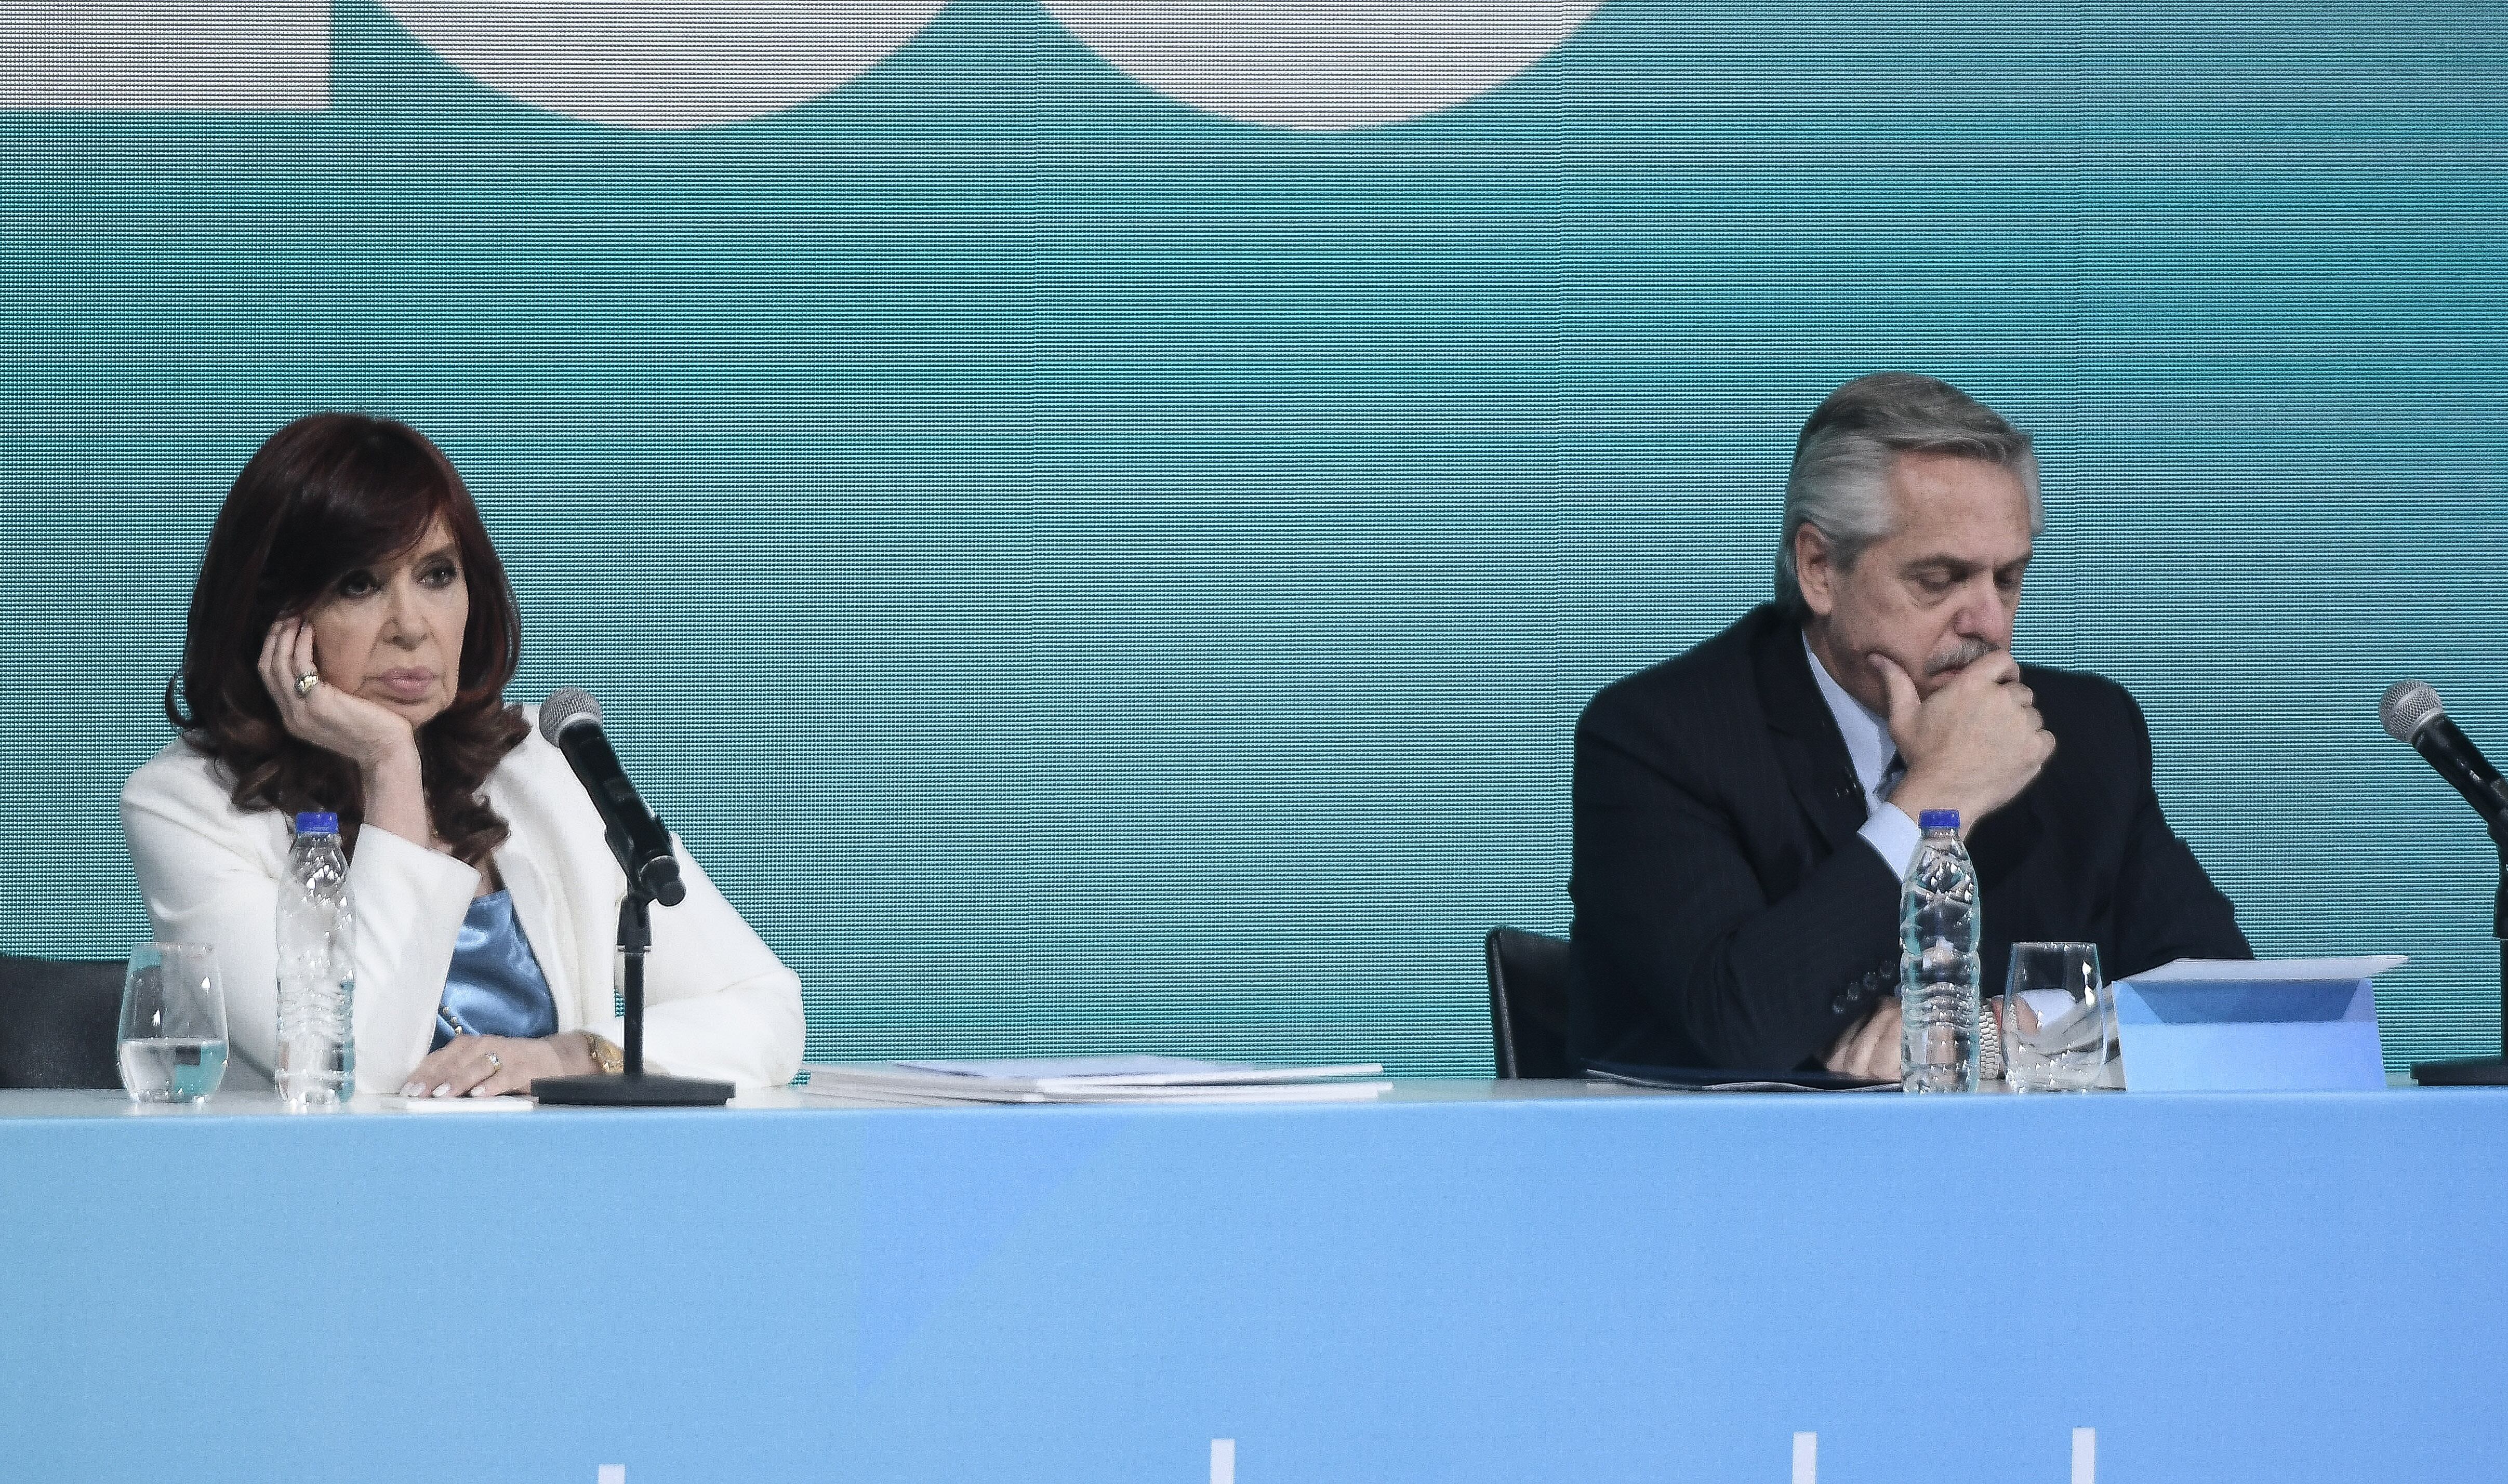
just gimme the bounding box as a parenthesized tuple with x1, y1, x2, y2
(1750, 616, 1868, 854)
(485, 773, 586, 1033)
(495, 846, 577, 1030)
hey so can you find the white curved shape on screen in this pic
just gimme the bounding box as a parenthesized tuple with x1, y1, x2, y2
(376, 1, 951, 128)
(1041, 0, 1601, 131)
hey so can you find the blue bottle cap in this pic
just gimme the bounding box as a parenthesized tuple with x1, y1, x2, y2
(1919, 809, 1960, 831)
(294, 811, 340, 835)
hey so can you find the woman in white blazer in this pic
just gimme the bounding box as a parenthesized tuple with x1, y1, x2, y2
(122, 412, 804, 1097)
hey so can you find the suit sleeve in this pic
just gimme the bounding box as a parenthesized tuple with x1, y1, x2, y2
(1571, 703, 1901, 1071)
(121, 759, 478, 1094)
(2108, 690, 2251, 975)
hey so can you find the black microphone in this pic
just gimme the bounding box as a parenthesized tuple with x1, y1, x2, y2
(539, 688, 685, 907)
(2381, 679, 2508, 833)
(2385, 682, 2508, 1087)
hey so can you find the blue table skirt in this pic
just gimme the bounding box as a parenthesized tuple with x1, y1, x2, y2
(2, 1084, 2502, 1483)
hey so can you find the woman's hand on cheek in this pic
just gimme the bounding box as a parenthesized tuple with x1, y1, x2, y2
(257, 618, 419, 771)
(400, 1033, 578, 1099)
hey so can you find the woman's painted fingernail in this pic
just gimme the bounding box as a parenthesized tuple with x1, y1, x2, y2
(432, 1083, 453, 1098)
(399, 1082, 421, 1097)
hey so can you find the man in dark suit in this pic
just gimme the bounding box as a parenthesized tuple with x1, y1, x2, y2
(1569, 372, 2249, 1077)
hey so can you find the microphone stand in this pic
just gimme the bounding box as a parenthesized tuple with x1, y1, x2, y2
(531, 832, 735, 1107)
(2410, 824, 2508, 1087)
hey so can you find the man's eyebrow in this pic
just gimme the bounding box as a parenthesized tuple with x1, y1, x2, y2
(1900, 554, 1980, 575)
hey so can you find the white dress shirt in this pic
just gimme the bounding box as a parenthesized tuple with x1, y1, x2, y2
(1803, 634, 1922, 880)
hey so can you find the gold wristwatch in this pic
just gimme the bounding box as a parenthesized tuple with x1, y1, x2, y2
(579, 1030, 625, 1076)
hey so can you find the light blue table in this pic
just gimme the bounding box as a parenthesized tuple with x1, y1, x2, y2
(2, 1080, 2501, 1483)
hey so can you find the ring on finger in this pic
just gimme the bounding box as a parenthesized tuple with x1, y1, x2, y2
(484, 1051, 503, 1074)
(294, 671, 321, 697)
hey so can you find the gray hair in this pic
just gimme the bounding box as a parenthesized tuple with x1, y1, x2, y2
(1774, 372, 2042, 611)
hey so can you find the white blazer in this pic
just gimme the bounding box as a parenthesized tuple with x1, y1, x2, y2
(120, 710, 806, 1093)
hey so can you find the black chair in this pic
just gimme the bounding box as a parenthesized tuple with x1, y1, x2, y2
(0, 955, 127, 1089)
(1483, 927, 1575, 1079)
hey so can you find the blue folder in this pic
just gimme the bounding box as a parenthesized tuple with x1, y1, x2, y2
(2112, 956, 2403, 1092)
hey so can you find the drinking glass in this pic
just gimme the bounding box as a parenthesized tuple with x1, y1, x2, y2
(2000, 942, 2109, 1092)
(118, 943, 229, 1103)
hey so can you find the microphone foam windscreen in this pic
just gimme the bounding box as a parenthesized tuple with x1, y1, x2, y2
(2380, 679, 2444, 745)
(539, 687, 603, 745)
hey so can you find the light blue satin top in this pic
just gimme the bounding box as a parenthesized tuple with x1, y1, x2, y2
(432, 889, 559, 1051)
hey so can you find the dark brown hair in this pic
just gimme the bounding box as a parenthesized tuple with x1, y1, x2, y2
(167, 412, 529, 864)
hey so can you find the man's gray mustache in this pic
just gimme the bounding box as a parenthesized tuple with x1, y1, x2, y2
(1925, 638, 1997, 677)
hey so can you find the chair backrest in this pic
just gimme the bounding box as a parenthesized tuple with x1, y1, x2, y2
(0, 955, 127, 1089)
(1483, 927, 1575, 1079)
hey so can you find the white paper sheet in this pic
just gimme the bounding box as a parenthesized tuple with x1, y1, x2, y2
(803, 1058, 1391, 1105)
(2128, 955, 2408, 983)
(895, 1055, 1231, 1080)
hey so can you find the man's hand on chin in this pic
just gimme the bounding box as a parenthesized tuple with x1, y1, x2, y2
(1873, 649, 2056, 833)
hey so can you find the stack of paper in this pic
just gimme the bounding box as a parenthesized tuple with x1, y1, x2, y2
(799, 1055, 1391, 1107)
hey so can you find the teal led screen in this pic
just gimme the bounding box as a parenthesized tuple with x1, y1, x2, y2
(3, 1, 2503, 1074)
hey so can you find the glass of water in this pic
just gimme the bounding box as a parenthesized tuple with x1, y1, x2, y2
(2000, 942, 2109, 1092)
(118, 943, 229, 1103)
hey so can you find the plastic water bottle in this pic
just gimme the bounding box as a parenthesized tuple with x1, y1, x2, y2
(275, 811, 355, 1107)
(1899, 809, 1980, 1093)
